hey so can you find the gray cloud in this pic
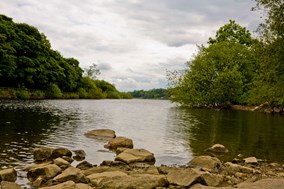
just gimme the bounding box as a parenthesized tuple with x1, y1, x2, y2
(0, 0, 262, 91)
(104, 0, 260, 46)
(98, 62, 113, 71)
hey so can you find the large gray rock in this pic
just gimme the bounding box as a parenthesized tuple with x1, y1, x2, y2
(1, 181, 21, 189)
(85, 129, 116, 139)
(189, 156, 222, 172)
(53, 167, 87, 183)
(115, 148, 155, 164)
(98, 174, 168, 189)
(167, 168, 206, 187)
(104, 136, 133, 150)
(0, 168, 17, 182)
(33, 147, 53, 161)
(27, 164, 62, 182)
(206, 144, 229, 154)
(39, 180, 76, 189)
(86, 171, 127, 186)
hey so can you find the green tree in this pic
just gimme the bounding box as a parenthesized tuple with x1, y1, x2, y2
(249, 0, 284, 105)
(209, 20, 256, 47)
(169, 21, 257, 107)
(0, 15, 84, 92)
(0, 14, 127, 100)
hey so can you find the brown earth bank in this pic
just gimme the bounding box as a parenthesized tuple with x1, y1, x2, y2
(1, 130, 284, 189)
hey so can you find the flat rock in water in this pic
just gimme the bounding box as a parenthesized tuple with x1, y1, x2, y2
(115, 148, 155, 164)
(51, 147, 72, 159)
(104, 136, 133, 150)
(85, 129, 116, 139)
(33, 147, 53, 161)
(244, 157, 258, 164)
(206, 144, 229, 154)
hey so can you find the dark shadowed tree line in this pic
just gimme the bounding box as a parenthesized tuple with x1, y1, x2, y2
(0, 15, 131, 99)
(129, 88, 168, 99)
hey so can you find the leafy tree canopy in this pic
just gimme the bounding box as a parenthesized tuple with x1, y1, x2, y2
(169, 20, 257, 107)
(0, 14, 130, 99)
(250, 0, 284, 105)
(208, 20, 256, 46)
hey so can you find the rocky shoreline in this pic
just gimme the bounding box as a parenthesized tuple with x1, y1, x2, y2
(230, 103, 284, 114)
(1, 129, 284, 189)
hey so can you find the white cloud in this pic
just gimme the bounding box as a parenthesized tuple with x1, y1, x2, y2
(0, 0, 261, 91)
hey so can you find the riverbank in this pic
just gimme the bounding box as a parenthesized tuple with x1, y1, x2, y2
(0, 87, 132, 100)
(230, 103, 284, 114)
(1, 129, 284, 189)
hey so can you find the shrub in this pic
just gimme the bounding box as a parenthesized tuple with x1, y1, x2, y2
(46, 84, 62, 99)
(31, 90, 45, 99)
(0, 89, 16, 99)
(77, 87, 88, 99)
(16, 88, 30, 99)
(120, 92, 133, 99)
(88, 88, 106, 99)
(64, 92, 79, 99)
(106, 91, 121, 99)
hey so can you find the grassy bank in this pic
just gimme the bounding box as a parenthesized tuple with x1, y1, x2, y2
(0, 87, 132, 100)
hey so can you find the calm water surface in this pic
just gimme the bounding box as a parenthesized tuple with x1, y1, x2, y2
(0, 99, 284, 186)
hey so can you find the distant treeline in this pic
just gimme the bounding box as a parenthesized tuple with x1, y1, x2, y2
(129, 88, 168, 99)
(0, 15, 131, 99)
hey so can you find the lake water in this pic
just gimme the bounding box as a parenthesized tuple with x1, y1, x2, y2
(0, 99, 284, 186)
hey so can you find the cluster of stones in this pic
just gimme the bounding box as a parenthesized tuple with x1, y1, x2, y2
(252, 102, 284, 114)
(1, 130, 284, 188)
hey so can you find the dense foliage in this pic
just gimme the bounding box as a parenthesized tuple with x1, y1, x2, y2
(250, 0, 284, 105)
(0, 15, 131, 99)
(129, 88, 168, 99)
(169, 21, 258, 107)
(169, 0, 284, 107)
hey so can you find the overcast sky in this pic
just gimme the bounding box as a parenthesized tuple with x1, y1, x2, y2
(0, 0, 261, 91)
